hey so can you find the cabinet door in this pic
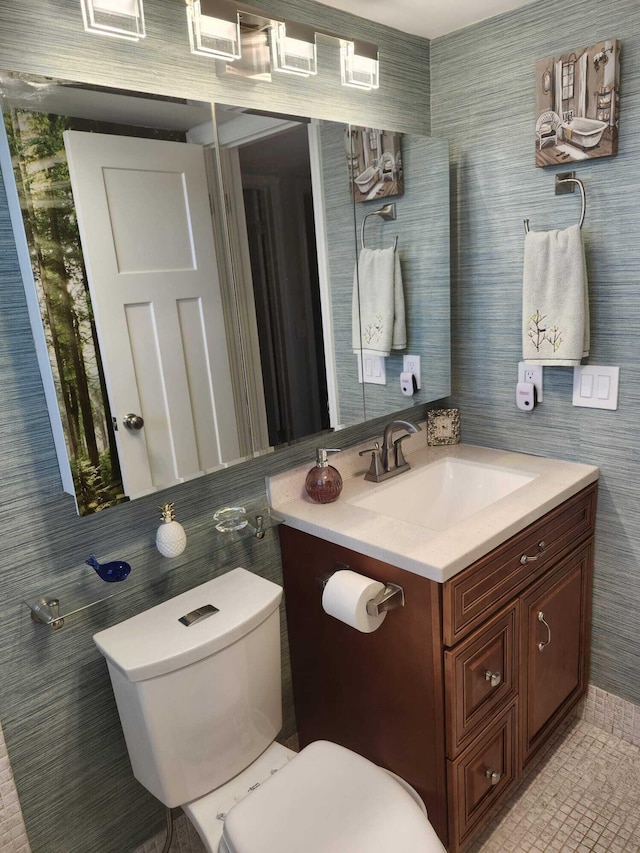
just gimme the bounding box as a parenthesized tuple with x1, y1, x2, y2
(520, 541, 593, 765)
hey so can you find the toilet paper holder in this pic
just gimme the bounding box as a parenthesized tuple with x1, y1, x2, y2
(365, 582, 405, 616)
(317, 565, 405, 617)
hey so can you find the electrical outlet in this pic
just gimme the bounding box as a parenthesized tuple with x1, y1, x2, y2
(403, 355, 421, 389)
(518, 362, 543, 402)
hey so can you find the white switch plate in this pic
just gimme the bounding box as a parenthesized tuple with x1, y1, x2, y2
(356, 352, 386, 385)
(572, 365, 619, 410)
(518, 362, 543, 402)
(403, 354, 421, 389)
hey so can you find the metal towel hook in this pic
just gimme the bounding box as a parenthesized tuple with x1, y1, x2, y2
(360, 202, 399, 250)
(524, 173, 586, 234)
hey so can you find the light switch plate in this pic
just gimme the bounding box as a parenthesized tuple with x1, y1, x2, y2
(356, 352, 386, 385)
(572, 365, 619, 410)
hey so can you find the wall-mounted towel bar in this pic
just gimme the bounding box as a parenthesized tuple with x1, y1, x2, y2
(361, 202, 399, 250)
(524, 172, 586, 234)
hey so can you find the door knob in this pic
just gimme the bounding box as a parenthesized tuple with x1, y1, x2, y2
(123, 413, 144, 430)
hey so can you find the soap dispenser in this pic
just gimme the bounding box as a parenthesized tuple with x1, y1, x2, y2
(305, 448, 343, 504)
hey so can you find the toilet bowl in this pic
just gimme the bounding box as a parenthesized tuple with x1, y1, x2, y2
(93, 568, 445, 853)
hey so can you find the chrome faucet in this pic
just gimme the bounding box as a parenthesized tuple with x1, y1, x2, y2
(359, 419, 421, 483)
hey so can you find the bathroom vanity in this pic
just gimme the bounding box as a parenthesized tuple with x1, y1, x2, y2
(273, 444, 598, 851)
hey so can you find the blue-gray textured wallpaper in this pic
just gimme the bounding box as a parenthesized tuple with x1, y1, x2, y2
(6, 0, 640, 850)
(431, 0, 640, 706)
(0, 1, 432, 851)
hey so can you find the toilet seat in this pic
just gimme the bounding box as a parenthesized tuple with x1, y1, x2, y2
(221, 741, 446, 853)
(184, 742, 295, 853)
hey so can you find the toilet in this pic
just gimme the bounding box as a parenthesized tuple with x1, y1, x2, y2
(93, 568, 445, 852)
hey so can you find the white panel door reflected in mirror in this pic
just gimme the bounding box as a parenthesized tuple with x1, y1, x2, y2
(63, 130, 239, 500)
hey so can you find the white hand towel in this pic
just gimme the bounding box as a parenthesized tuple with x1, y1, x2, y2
(522, 223, 589, 366)
(352, 246, 406, 357)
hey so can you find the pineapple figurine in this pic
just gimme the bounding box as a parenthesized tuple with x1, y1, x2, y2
(155, 503, 187, 558)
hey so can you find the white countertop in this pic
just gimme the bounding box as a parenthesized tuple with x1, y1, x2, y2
(267, 439, 599, 584)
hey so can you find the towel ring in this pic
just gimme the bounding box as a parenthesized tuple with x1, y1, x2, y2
(361, 202, 399, 250)
(523, 175, 586, 234)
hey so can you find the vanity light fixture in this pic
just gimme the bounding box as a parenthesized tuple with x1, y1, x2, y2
(186, 0, 242, 60)
(269, 21, 317, 77)
(183, 1, 380, 88)
(80, 0, 146, 40)
(340, 39, 380, 90)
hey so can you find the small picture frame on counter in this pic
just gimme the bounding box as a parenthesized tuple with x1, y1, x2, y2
(427, 408, 460, 446)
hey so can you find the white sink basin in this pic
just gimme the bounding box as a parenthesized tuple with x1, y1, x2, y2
(351, 457, 537, 531)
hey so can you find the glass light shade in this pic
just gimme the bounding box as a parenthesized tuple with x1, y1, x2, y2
(80, 0, 145, 40)
(187, 0, 241, 60)
(269, 22, 317, 77)
(340, 40, 380, 90)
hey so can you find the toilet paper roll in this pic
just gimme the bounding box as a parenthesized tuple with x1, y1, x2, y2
(321, 570, 387, 633)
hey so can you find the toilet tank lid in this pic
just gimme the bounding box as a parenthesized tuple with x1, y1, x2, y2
(93, 568, 282, 682)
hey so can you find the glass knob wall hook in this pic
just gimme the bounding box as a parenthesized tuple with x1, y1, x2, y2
(123, 413, 144, 430)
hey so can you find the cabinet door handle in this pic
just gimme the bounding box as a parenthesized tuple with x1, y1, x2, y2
(520, 541, 546, 564)
(485, 769, 501, 785)
(484, 670, 502, 687)
(537, 610, 551, 651)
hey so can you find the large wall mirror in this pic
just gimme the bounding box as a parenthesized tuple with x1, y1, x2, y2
(0, 70, 450, 516)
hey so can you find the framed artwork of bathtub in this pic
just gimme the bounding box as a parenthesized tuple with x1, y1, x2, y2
(346, 126, 404, 203)
(535, 39, 620, 168)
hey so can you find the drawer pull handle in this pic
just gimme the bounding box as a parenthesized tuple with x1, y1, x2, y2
(484, 670, 502, 687)
(485, 769, 501, 786)
(537, 611, 551, 651)
(520, 541, 546, 564)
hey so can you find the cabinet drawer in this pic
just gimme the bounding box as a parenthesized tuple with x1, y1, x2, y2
(443, 484, 596, 646)
(447, 702, 518, 851)
(445, 602, 517, 759)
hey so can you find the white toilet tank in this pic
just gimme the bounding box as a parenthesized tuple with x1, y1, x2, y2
(93, 568, 283, 808)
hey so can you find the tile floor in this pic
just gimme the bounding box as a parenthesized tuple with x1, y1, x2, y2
(470, 716, 640, 852)
(0, 725, 30, 853)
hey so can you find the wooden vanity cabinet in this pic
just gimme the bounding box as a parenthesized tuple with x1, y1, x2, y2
(280, 482, 596, 851)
